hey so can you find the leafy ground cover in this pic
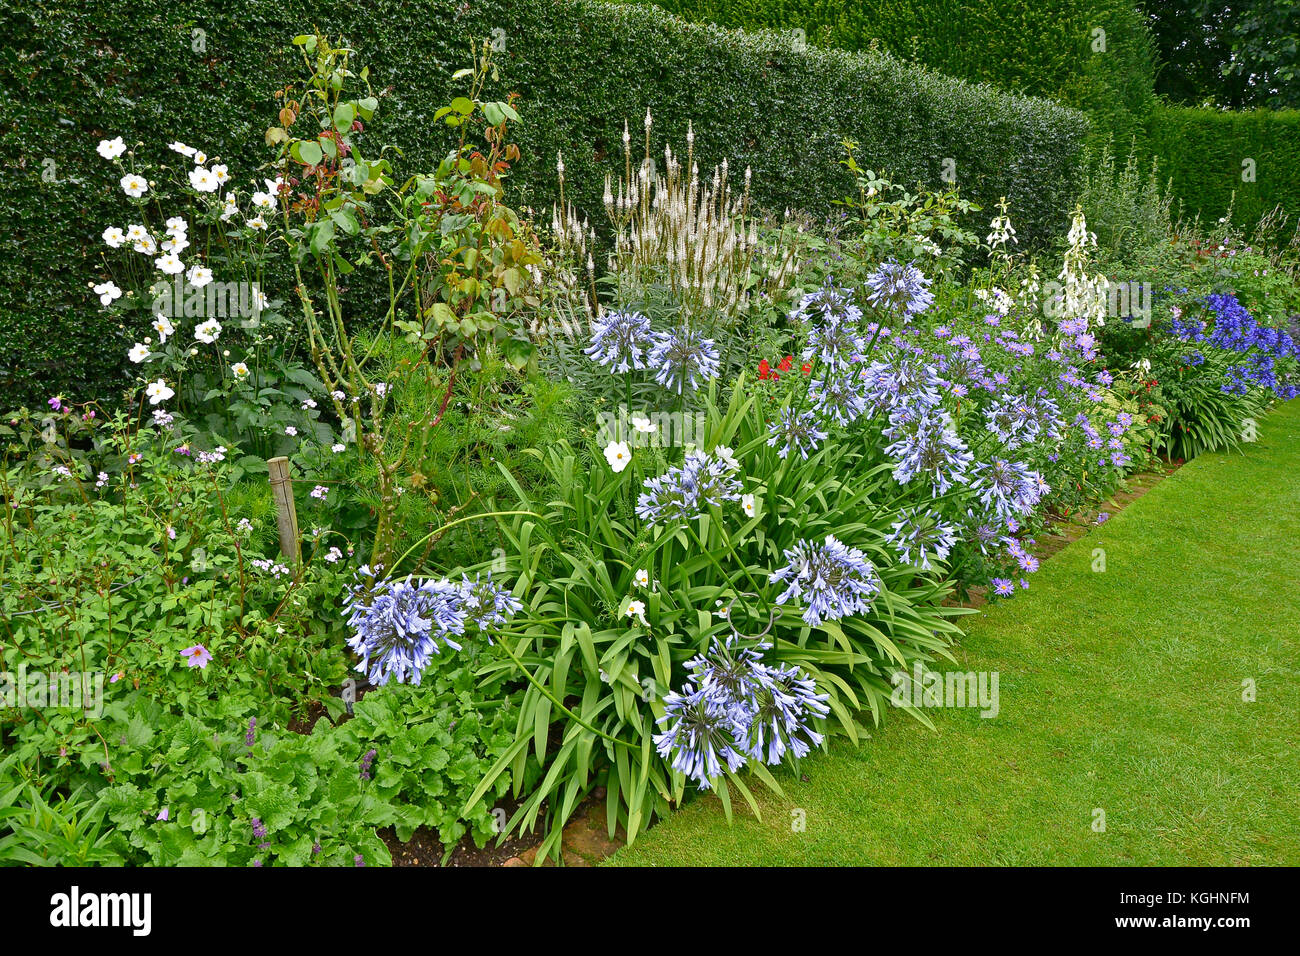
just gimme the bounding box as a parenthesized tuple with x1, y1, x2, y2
(609, 399, 1300, 865)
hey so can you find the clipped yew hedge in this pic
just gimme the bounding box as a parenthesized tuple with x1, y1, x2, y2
(0, 0, 1087, 407)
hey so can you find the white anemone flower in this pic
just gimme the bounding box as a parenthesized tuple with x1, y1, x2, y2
(126, 224, 150, 242)
(145, 379, 174, 405)
(152, 314, 175, 342)
(165, 217, 188, 236)
(186, 265, 214, 288)
(128, 343, 150, 363)
(194, 319, 222, 344)
(168, 141, 195, 157)
(154, 252, 184, 275)
(188, 166, 218, 193)
(246, 214, 267, 231)
(741, 493, 756, 518)
(97, 137, 127, 160)
(92, 281, 122, 306)
(220, 195, 238, 220)
(231, 362, 250, 379)
(120, 174, 148, 197)
(210, 164, 230, 186)
(133, 235, 158, 255)
(635, 569, 650, 588)
(102, 226, 126, 248)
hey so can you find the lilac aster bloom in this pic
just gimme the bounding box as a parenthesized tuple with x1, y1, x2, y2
(770, 535, 883, 626)
(584, 309, 653, 373)
(864, 260, 934, 318)
(648, 327, 721, 393)
(991, 578, 1016, 598)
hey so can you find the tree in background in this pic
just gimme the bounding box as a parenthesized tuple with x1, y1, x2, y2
(1144, 0, 1299, 109)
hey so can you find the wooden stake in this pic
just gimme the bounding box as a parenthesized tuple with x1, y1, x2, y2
(267, 456, 300, 567)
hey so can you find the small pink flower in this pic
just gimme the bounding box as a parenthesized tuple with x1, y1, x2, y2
(157, 807, 169, 821)
(180, 644, 213, 669)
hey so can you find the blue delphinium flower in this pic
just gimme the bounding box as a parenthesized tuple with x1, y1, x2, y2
(883, 406, 973, 494)
(887, 507, 958, 571)
(343, 569, 466, 686)
(584, 309, 653, 373)
(770, 534, 883, 626)
(648, 327, 721, 393)
(652, 682, 747, 789)
(766, 407, 830, 460)
(864, 260, 935, 318)
(636, 450, 742, 525)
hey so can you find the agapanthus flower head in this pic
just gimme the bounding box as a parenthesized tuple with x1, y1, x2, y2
(584, 309, 653, 373)
(972, 458, 1047, 523)
(636, 451, 742, 525)
(648, 327, 721, 393)
(770, 534, 883, 626)
(457, 572, 523, 639)
(865, 260, 935, 318)
(790, 281, 864, 327)
(343, 569, 467, 686)
(887, 507, 958, 571)
(744, 661, 830, 763)
(652, 682, 747, 790)
(809, 373, 869, 426)
(884, 406, 973, 495)
(766, 407, 829, 460)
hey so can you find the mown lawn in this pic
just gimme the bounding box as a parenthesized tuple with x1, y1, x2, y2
(609, 400, 1300, 866)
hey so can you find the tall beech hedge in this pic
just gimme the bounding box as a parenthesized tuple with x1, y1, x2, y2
(0, 0, 1087, 407)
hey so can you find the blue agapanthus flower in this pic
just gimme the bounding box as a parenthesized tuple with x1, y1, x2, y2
(745, 662, 830, 764)
(344, 568, 519, 685)
(648, 327, 721, 393)
(883, 406, 973, 495)
(769, 534, 883, 626)
(887, 507, 958, 572)
(655, 638, 830, 787)
(636, 450, 742, 525)
(972, 458, 1048, 523)
(584, 309, 654, 373)
(652, 682, 747, 789)
(790, 281, 864, 327)
(766, 407, 829, 460)
(809, 373, 869, 426)
(864, 260, 935, 318)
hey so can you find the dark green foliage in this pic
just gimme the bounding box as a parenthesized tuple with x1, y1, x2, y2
(0, 0, 1086, 408)
(1140, 105, 1300, 229)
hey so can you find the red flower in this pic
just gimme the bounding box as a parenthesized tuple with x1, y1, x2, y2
(778, 355, 793, 373)
(758, 359, 771, 380)
(801, 362, 811, 376)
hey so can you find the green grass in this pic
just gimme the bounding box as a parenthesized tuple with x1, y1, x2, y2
(609, 400, 1300, 866)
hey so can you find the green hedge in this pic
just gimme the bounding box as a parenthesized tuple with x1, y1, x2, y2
(1140, 104, 1300, 228)
(624, 0, 1158, 118)
(0, 0, 1087, 407)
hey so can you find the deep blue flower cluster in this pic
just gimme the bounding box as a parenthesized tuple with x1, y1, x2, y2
(1169, 293, 1300, 399)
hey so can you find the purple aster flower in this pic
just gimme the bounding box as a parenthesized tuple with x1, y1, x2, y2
(991, 578, 1015, 598)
